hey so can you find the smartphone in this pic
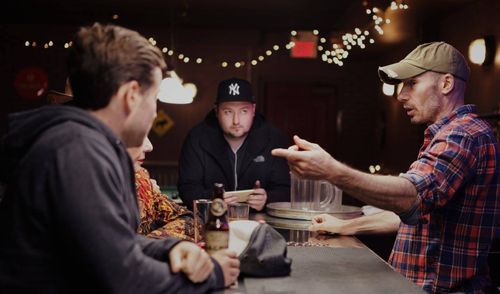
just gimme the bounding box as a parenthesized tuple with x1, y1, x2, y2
(224, 189, 255, 202)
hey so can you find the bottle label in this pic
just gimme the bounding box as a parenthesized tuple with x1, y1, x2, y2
(210, 198, 227, 217)
(205, 231, 229, 254)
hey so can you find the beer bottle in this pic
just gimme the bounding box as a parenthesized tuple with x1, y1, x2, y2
(204, 183, 230, 255)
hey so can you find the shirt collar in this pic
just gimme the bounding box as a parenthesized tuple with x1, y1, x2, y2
(424, 104, 476, 139)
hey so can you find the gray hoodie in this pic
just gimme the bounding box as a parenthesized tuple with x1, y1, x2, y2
(0, 105, 224, 294)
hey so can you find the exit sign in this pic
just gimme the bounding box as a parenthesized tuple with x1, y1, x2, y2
(290, 31, 318, 59)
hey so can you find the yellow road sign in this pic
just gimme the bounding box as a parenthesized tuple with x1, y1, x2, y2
(152, 109, 174, 137)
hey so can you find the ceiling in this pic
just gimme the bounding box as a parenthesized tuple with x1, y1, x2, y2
(1, 0, 477, 31)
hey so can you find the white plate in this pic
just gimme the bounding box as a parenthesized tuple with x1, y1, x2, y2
(224, 189, 255, 202)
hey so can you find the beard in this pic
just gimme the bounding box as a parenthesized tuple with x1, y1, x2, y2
(223, 128, 249, 139)
(224, 128, 249, 139)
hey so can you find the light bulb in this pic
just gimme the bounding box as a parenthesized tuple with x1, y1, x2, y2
(468, 38, 487, 65)
(382, 83, 395, 96)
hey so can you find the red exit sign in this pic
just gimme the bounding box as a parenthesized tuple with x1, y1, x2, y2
(290, 31, 318, 59)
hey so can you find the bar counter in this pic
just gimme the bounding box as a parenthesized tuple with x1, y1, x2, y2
(222, 213, 423, 293)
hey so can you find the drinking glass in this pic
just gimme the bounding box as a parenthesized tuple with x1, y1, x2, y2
(227, 202, 249, 222)
(193, 199, 212, 243)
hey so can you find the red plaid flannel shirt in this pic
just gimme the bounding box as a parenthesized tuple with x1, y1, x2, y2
(390, 105, 500, 293)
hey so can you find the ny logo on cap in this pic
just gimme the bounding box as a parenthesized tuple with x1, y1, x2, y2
(228, 83, 240, 96)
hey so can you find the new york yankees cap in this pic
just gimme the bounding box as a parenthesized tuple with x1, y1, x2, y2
(216, 78, 255, 104)
(378, 42, 470, 85)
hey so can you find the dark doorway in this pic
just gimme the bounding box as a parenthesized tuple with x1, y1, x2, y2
(262, 82, 337, 154)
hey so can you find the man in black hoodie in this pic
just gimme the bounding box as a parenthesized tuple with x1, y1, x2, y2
(178, 78, 290, 211)
(0, 23, 238, 293)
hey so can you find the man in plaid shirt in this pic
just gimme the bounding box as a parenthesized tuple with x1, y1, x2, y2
(273, 42, 499, 293)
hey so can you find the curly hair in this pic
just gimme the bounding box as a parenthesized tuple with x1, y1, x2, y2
(68, 23, 166, 110)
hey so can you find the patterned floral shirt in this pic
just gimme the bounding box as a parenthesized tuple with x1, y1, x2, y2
(135, 167, 197, 241)
(391, 105, 500, 293)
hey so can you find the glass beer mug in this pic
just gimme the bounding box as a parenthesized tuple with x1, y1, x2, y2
(290, 173, 342, 211)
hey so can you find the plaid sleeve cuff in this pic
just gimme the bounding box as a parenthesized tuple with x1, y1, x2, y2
(399, 171, 429, 192)
(399, 172, 431, 224)
(397, 199, 419, 225)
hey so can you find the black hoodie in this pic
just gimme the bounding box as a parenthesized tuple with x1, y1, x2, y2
(178, 111, 291, 210)
(0, 105, 223, 293)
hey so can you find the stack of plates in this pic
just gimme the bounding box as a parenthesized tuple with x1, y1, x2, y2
(266, 202, 362, 221)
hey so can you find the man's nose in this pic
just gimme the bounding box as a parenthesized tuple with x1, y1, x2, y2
(396, 91, 408, 102)
(232, 113, 240, 124)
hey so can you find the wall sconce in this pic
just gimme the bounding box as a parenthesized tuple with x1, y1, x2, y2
(382, 82, 403, 97)
(382, 83, 395, 96)
(468, 35, 496, 66)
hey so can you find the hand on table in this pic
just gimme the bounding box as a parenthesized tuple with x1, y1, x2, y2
(169, 241, 214, 283)
(309, 214, 347, 235)
(248, 180, 267, 211)
(211, 249, 240, 287)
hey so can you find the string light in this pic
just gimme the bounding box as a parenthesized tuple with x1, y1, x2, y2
(20, 1, 409, 69)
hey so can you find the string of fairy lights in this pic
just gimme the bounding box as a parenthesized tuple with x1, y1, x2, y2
(22, 1, 409, 69)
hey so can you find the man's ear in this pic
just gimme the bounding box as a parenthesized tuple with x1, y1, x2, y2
(440, 74, 454, 95)
(118, 80, 140, 115)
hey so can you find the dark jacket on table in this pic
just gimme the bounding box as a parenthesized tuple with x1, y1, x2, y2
(178, 111, 291, 210)
(0, 105, 224, 294)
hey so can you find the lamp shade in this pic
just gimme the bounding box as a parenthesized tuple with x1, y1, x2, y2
(468, 35, 496, 66)
(157, 71, 196, 104)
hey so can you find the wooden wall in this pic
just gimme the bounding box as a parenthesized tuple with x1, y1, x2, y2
(0, 0, 498, 187)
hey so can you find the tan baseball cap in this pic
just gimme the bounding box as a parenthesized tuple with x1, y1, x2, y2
(378, 42, 470, 85)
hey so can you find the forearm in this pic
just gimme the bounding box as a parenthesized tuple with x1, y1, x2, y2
(338, 211, 400, 235)
(137, 235, 181, 260)
(328, 159, 417, 213)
